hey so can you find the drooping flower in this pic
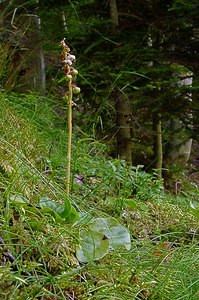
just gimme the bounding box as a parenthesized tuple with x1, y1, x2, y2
(68, 54, 76, 61)
(63, 59, 72, 65)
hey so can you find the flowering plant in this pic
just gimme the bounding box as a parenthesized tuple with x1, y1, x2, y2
(60, 38, 80, 197)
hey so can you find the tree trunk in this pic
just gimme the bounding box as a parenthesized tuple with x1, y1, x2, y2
(35, 15, 46, 95)
(108, 0, 132, 164)
(164, 69, 193, 166)
(115, 95, 132, 165)
(147, 32, 163, 178)
(153, 112, 163, 179)
(0, 1, 45, 94)
(17, 13, 45, 94)
(165, 117, 192, 166)
(108, 0, 119, 33)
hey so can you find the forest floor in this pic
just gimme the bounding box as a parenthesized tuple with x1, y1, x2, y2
(0, 92, 199, 300)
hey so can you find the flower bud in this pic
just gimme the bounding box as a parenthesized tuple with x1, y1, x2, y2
(70, 68, 78, 75)
(66, 74, 73, 81)
(73, 86, 81, 94)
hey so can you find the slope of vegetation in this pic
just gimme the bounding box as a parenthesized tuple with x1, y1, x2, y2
(0, 91, 199, 300)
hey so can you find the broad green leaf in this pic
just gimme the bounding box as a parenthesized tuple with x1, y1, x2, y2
(124, 199, 137, 210)
(62, 197, 72, 218)
(89, 217, 131, 250)
(39, 197, 78, 223)
(139, 203, 149, 212)
(40, 197, 65, 222)
(61, 197, 79, 222)
(76, 229, 109, 263)
(40, 197, 59, 211)
(65, 206, 79, 223)
(190, 207, 199, 219)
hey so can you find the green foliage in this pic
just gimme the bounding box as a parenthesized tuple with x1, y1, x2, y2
(189, 201, 199, 219)
(77, 217, 131, 263)
(90, 217, 131, 250)
(39, 196, 78, 223)
(44, 0, 198, 171)
(1, 0, 199, 171)
(72, 151, 163, 202)
(1, 0, 199, 294)
(0, 92, 199, 299)
(76, 229, 110, 263)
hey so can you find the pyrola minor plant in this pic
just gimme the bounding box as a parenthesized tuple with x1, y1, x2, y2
(60, 38, 80, 197)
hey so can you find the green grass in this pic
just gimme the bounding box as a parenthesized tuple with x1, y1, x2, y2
(0, 91, 199, 299)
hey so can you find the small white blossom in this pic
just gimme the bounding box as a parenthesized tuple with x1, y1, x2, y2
(63, 59, 72, 65)
(68, 54, 76, 61)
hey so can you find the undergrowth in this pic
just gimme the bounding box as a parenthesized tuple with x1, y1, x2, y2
(0, 91, 199, 299)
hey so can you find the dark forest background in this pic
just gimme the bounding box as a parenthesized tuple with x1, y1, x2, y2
(1, 0, 199, 182)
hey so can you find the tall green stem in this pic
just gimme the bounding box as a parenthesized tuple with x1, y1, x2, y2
(66, 80, 73, 197)
(60, 38, 80, 199)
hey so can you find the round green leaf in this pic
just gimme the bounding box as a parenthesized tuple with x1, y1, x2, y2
(76, 229, 109, 263)
(89, 217, 131, 250)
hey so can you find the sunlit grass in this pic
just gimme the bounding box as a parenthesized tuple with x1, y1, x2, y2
(0, 91, 199, 299)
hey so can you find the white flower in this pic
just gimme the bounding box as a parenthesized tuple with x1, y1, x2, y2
(63, 59, 72, 65)
(68, 54, 76, 61)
